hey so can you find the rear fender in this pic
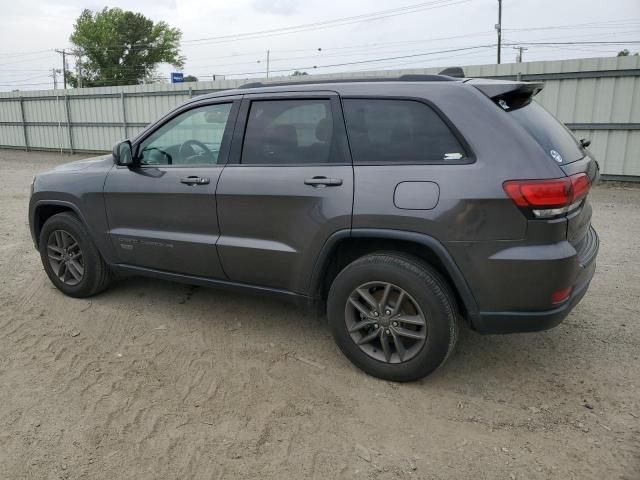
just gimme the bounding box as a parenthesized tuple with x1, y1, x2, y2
(309, 228, 480, 324)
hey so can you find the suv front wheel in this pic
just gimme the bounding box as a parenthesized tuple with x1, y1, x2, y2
(327, 253, 459, 381)
(39, 212, 111, 298)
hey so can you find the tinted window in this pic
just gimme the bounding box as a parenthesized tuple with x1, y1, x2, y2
(138, 103, 232, 166)
(242, 99, 335, 164)
(508, 101, 584, 164)
(342, 99, 466, 164)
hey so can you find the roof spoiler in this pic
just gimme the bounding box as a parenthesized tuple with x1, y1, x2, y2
(438, 67, 465, 78)
(466, 78, 543, 110)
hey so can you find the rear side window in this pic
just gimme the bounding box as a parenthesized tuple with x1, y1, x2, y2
(508, 101, 584, 164)
(342, 99, 466, 164)
(241, 99, 336, 164)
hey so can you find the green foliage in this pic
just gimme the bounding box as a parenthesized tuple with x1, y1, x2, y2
(69, 7, 185, 87)
(183, 75, 199, 82)
(291, 70, 309, 76)
(617, 49, 639, 57)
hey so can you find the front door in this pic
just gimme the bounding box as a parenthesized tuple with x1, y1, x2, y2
(216, 93, 353, 294)
(103, 99, 239, 278)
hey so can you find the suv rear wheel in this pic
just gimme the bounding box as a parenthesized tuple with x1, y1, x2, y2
(39, 212, 111, 298)
(327, 253, 459, 381)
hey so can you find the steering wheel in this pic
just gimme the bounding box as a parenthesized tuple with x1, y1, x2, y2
(178, 139, 214, 163)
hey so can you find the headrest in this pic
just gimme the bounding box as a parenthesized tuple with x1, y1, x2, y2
(315, 118, 332, 142)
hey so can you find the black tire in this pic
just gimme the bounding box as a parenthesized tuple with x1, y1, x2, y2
(39, 212, 111, 298)
(327, 253, 459, 382)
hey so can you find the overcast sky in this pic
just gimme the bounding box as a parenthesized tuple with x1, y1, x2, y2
(0, 0, 638, 90)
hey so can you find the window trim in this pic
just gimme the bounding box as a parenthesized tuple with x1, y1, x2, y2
(340, 96, 476, 166)
(127, 98, 241, 169)
(226, 92, 352, 167)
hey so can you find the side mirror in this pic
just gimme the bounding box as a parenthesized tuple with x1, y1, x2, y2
(112, 140, 133, 166)
(580, 138, 591, 149)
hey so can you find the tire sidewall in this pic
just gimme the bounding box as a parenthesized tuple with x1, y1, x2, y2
(39, 213, 101, 298)
(328, 255, 456, 381)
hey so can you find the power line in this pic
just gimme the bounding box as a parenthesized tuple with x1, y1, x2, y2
(184, 30, 497, 63)
(179, 17, 640, 71)
(1, 29, 634, 76)
(3, 37, 638, 86)
(0, 48, 54, 59)
(134, 37, 640, 77)
(220, 44, 498, 77)
(516, 40, 640, 46)
(43, 0, 470, 53)
(347, 46, 498, 71)
(1, 13, 635, 61)
(183, 0, 470, 45)
(0, 81, 52, 87)
(217, 40, 640, 77)
(0, 53, 57, 67)
(504, 18, 640, 32)
(506, 28, 640, 44)
(0, 73, 51, 84)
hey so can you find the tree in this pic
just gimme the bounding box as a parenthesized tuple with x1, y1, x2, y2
(183, 75, 199, 82)
(69, 7, 185, 87)
(617, 49, 638, 56)
(291, 70, 309, 76)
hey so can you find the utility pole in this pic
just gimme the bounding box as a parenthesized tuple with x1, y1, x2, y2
(513, 46, 528, 63)
(266, 49, 270, 78)
(496, 0, 502, 64)
(54, 49, 68, 89)
(74, 49, 83, 88)
(257, 50, 271, 78)
(49, 68, 60, 89)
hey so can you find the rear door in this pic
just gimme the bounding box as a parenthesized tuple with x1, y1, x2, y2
(103, 98, 240, 278)
(215, 91, 353, 293)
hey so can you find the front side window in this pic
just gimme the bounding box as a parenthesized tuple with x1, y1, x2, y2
(241, 99, 335, 164)
(138, 103, 232, 166)
(342, 99, 466, 164)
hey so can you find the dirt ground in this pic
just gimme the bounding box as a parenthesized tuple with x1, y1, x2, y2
(0, 149, 638, 480)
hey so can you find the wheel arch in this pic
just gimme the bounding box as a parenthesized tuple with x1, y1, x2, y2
(31, 200, 86, 248)
(309, 228, 479, 324)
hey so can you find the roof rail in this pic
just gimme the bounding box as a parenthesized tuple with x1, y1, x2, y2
(238, 74, 460, 89)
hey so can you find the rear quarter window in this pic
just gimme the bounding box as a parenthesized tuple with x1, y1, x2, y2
(342, 99, 467, 164)
(508, 101, 584, 164)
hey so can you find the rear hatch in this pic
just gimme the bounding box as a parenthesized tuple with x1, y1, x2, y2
(469, 78, 599, 254)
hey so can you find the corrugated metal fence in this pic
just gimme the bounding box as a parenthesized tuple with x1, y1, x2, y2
(1, 55, 639, 178)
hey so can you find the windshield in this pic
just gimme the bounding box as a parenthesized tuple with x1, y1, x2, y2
(509, 101, 584, 164)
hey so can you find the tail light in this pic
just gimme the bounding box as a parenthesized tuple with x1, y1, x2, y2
(503, 173, 590, 218)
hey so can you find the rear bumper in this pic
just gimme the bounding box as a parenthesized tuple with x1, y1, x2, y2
(471, 226, 599, 334)
(474, 260, 595, 333)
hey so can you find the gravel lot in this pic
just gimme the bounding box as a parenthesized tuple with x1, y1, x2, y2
(0, 149, 638, 480)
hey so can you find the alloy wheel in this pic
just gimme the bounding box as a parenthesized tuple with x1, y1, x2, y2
(46, 230, 85, 286)
(344, 282, 427, 364)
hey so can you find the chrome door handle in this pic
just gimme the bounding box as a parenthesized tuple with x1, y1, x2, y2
(180, 176, 210, 186)
(304, 176, 343, 187)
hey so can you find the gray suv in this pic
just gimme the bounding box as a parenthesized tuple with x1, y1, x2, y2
(29, 75, 599, 381)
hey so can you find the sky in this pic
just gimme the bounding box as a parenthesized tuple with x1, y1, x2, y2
(0, 0, 638, 91)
